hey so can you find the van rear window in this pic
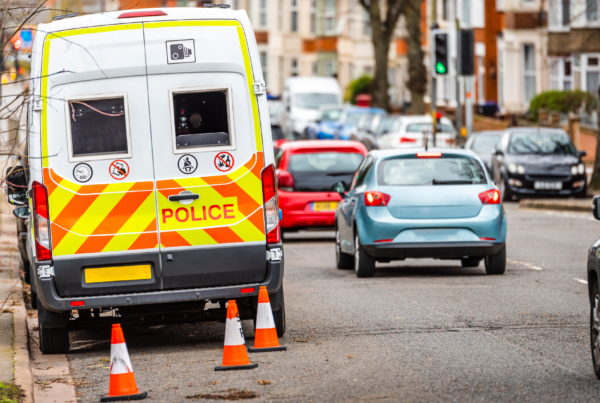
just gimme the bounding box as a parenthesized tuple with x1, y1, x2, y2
(173, 90, 231, 149)
(68, 97, 129, 157)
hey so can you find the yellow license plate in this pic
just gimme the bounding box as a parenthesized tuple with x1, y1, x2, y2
(312, 201, 339, 212)
(84, 265, 152, 284)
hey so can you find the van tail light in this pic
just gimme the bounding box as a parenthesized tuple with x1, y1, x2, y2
(262, 164, 281, 244)
(399, 137, 417, 143)
(277, 170, 295, 192)
(32, 181, 52, 261)
(364, 191, 390, 207)
(118, 10, 167, 18)
(479, 189, 501, 205)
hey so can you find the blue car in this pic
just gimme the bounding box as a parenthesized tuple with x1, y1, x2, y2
(333, 148, 507, 277)
(318, 107, 386, 140)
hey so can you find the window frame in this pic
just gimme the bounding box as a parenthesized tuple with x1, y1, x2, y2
(64, 92, 132, 163)
(167, 84, 237, 155)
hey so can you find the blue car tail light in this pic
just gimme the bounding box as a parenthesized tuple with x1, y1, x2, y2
(478, 189, 501, 205)
(364, 191, 390, 207)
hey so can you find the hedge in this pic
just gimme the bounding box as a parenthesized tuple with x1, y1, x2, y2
(528, 90, 598, 120)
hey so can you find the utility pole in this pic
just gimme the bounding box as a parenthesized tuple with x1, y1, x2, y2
(430, 0, 437, 136)
(455, 17, 461, 144)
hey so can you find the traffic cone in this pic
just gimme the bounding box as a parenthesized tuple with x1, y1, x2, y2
(214, 300, 258, 371)
(101, 324, 147, 402)
(248, 286, 286, 353)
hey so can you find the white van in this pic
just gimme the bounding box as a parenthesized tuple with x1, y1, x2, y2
(378, 115, 457, 149)
(8, 7, 285, 354)
(280, 77, 342, 139)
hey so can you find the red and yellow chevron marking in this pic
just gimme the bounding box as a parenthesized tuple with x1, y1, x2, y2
(44, 169, 158, 256)
(156, 152, 266, 248)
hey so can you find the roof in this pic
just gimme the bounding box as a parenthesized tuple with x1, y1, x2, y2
(370, 147, 478, 159)
(38, 7, 246, 33)
(281, 140, 367, 153)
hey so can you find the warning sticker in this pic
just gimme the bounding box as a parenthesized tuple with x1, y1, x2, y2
(109, 160, 129, 180)
(214, 152, 234, 172)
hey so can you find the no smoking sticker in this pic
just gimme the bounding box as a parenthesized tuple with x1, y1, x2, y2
(214, 152, 234, 172)
(109, 160, 129, 180)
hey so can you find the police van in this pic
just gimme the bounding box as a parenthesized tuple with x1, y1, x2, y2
(7, 6, 284, 354)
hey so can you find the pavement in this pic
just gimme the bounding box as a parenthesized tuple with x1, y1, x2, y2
(59, 203, 600, 402)
(519, 197, 594, 212)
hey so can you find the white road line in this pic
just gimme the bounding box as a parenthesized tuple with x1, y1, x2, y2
(544, 211, 595, 222)
(575, 278, 589, 285)
(508, 259, 544, 270)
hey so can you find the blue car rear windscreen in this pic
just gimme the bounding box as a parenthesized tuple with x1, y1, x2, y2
(378, 157, 487, 186)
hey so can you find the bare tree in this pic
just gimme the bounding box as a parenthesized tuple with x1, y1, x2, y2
(404, 0, 426, 113)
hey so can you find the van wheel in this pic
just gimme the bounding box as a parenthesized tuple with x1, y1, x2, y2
(336, 226, 354, 269)
(485, 246, 506, 275)
(37, 295, 70, 354)
(354, 233, 375, 278)
(273, 294, 286, 338)
(461, 257, 481, 268)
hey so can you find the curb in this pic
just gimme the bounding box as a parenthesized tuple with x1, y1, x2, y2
(12, 280, 34, 403)
(519, 199, 593, 212)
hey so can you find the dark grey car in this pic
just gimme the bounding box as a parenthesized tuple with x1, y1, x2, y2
(465, 130, 503, 173)
(588, 196, 600, 378)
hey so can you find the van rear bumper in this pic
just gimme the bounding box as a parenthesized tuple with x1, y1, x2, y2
(35, 256, 283, 313)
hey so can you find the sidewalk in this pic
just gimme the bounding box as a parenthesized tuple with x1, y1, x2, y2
(519, 198, 594, 212)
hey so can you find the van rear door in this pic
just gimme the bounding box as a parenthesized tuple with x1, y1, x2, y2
(41, 24, 161, 297)
(142, 20, 267, 289)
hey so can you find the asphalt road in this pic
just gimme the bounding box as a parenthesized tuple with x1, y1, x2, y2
(67, 204, 600, 402)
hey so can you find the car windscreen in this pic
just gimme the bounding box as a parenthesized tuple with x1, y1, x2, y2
(376, 117, 399, 135)
(406, 123, 454, 133)
(471, 134, 501, 152)
(342, 112, 369, 126)
(508, 130, 576, 155)
(271, 126, 286, 140)
(288, 152, 364, 191)
(321, 109, 342, 121)
(294, 93, 339, 109)
(378, 157, 487, 186)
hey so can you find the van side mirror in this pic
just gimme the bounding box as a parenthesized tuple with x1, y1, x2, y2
(331, 181, 346, 198)
(12, 206, 30, 221)
(593, 196, 600, 220)
(5, 166, 28, 206)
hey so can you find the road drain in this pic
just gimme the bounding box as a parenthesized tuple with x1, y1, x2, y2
(186, 389, 258, 400)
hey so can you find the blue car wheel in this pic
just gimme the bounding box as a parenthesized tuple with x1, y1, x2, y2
(354, 233, 375, 278)
(336, 225, 354, 270)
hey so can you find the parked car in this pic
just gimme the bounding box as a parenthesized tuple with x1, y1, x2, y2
(281, 77, 342, 139)
(490, 127, 587, 201)
(588, 195, 600, 378)
(333, 107, 387, 140)
(465, 130, 503, 173)
(276, 140, 367, 232)
(333, 148, 506, 277)
(271, 125, 292, 155)
(353, 115, 403, 151)
(305, 105, 344, 140)
(268, 99, 282, 126)
(378, 115, 456, 149)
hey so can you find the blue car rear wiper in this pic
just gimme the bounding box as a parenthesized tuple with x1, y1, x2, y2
(432, 179, 474, 185)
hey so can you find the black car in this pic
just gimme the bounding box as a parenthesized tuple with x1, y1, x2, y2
(490, 127, 587, 201)
(464, 130, 503, 173)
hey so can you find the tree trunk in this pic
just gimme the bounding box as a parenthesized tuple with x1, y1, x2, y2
(371, 36, 391, 111)
(589, 126, 600, 193)
(406, 0, 427, 114)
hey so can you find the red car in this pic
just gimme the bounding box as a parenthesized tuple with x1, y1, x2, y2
(276, 140, 368, 231)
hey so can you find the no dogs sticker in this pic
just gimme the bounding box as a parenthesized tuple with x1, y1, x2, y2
(214, 152, 234, 172)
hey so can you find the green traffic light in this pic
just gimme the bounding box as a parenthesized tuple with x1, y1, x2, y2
(436, 62, 446, 74)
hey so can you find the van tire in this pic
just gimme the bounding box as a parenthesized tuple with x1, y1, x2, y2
(485, 246, 506, 275)
(336, 226, 353, 269)
(354, 233, 375, 278)
(274, 291, 286, 338)
(37, 295, 70, 354)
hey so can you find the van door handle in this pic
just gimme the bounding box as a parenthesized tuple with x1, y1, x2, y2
(168, 192, 199, 202)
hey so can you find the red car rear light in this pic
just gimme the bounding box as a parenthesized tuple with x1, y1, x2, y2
(478, 189, 500, 205)
(445, 138, 455, 144)
(262, 164, 281, 244)
(277, 170, 294, 192)
(417, 152, 442, 158)
(118, 10, 167, 18)
(399, 137, 417, 143)
(364, 191, 390, 207)
(32, 181, 52, 261)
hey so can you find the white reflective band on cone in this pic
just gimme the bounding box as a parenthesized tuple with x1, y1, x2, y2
(110, 343, 134, 374)
(256, 303, 275, 330)
(224, 317, 246, 346)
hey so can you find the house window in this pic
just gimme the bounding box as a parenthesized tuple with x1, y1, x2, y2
(463, 0, 471, 26)
(278, 0, 283, 30)
(310, 0, 316, 34)
(562, 0, 571, 25)
(477, 56, 485, 103)
(325, 0, 336, 34)
(260, 52, 268, 85)
(65, 94, 131, 161)
(498, 45, 504, 109)
(564, 59, 572, 89)
(291, 58, 299, 77)
(170, 86, 234, 151)
(587, 56, 600, 94)
(588, 0, 598, 21)
(260, 0, 267, 27)
(363, 10, 371, 36)
(291, 0, 298, 32)
(324, 60, 337, 77)
(523, 44, 536, 105)
(312, 62, 318, 76)
(549, 58, 561, 89)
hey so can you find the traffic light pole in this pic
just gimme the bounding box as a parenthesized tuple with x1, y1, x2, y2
(430, 0, 437, 138)
(455, 18, 462, 145)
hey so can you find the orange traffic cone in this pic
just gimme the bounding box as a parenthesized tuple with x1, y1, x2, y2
(215, 300, 258, 371)
(101, 324, 147, 402)
(248, 286, 286, 353)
